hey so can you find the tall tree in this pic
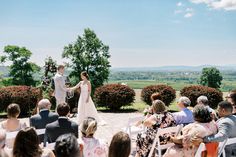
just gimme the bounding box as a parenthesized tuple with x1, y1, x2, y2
(0, 45, 40, 86)
(200, 67, 223, 89)
(42, 56, 57, 88)
(62, 28, 111, 92)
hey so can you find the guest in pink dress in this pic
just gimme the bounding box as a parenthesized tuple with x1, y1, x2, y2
(79, 117, 108, 157)
(163, 105, 218, 157)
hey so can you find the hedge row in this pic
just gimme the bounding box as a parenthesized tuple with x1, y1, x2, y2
(0, 86, 42, 115)
(0, 84, 224, 114)
(94, 84, 135, 110)
(180, 85, 223, 109)
(141, 84, 176, 106)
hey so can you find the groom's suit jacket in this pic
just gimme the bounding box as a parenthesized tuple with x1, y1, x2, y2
(54, 73, 68, 105)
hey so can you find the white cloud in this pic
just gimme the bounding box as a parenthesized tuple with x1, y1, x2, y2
(184, 12, 193, 18)
(186, 7, 194, 12)
(177, 2, 183, 6)
(189, 0, 236, 11)
(211, 0, 236, 10)
(174, 10, 183, 14)
(190, 0, 213, 4)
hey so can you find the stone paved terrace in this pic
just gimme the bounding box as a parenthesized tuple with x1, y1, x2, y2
(0, 112, 142, 156)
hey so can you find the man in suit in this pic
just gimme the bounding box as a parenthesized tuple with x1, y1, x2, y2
(54, 65, 70, 106)
(45, 103, 78, 144)
(193, 101, 236, 157)
(30, 99, 58, 142)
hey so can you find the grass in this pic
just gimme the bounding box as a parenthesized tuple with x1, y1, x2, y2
(108, 80, 236, 92)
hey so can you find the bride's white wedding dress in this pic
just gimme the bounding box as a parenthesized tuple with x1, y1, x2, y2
(77, 81, 106, 125)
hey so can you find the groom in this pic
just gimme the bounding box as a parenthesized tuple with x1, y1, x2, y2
(53, 65, 71, 106)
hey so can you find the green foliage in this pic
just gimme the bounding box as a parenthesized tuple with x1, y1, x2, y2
(62, 28, 111, 92)
(180, 85, 223, 109)
(0, 45, 40, 86)
(94, 84, 135, 110)
(200, 67, 223, 89)
(0, 86, 42, 116)
(43, 56, 57, 78)
(141, 84, 176, 106)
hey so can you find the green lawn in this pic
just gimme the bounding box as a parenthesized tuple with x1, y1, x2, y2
(108, 80, 236, 92)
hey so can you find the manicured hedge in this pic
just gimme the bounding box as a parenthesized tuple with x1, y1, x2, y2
(94, 84, 135, 110)
(141, 84, 176, 106)
(0, 86, 42, 115)
(180, 85, 223, 109)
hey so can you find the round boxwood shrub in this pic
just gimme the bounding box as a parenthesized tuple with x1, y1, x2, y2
(180, 85, 223, 109)
(141, 84, 176, 106)
(94, 84, 135, 110)
(0, 86, 42, 116)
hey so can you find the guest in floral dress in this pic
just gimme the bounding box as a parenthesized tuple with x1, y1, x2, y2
(80, 117, 108, 157)
(135, 100, 176, 157)
(163, 104, 218, 157)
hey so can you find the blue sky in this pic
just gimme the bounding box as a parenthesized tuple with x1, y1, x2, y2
(0, 0, 236, 67)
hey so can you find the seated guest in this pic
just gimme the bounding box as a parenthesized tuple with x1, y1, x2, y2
(30, 99, 58, 142)
(109, 131, 131, 157)
(80, 117, 108, 157)
(163, 105, 218, 157)
(136, 100, 176, 157)
(55, 134, 81, 157)
(197, 95, 217, 120)
(0, 103, 27, 148)
(13, 127, 55, 157)
(151, 92, 162, 102)
(173, 97, 194, 125)
(226, 90, 236, 114)
(45, 103, 78, 144)
(0, 129, 11, 157)
(193, 101, 236, 157)
(136, 93, 163, 126)
(0, 104, 27, 131)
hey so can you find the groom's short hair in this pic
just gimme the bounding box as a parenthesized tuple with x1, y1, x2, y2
(57, 65, 65, 71)
(57, 103, 70, 116)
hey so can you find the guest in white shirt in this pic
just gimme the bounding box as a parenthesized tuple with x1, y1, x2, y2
(0, 104, 27, 148)
(173, 97, 194, 125)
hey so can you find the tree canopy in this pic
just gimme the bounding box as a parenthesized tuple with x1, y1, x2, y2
(62, 28, 111, 92)
(200, 67, 223, 89)
(0, 45, 40, 86)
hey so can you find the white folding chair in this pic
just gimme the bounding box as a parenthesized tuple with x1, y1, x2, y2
(195, 143, 206, 157)
(123, 116, 146, 139)
(220, 137, 236, 157)
(35, 128, 46, 135)
(218, 138, 228, 157)
(148, 124, 183, 157)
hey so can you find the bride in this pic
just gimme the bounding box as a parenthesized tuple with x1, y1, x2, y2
(76, 71, 105, 125)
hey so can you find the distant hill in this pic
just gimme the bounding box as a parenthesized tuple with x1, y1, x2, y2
(1, 65, 236, 77)
(111, 65, 236, 72)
